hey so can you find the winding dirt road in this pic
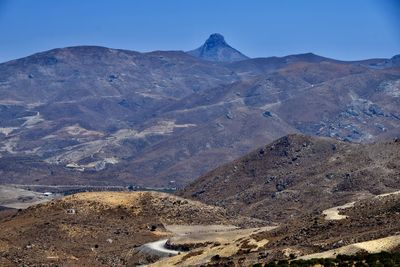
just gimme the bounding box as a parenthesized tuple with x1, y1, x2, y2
(144, 239, 179, 255)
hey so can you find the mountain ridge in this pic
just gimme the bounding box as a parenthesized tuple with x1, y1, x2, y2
(0, 37, 399, 187)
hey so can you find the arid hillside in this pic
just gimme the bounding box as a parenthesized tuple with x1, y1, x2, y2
(0, 191, 259, 266)
(180, 134, 400, 222)
(1, 133, 400, 266)
(172, 189, 400, 266)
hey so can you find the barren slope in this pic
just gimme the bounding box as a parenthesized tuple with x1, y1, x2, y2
(180, 134, 400, 222)
(0, 40, 399, 187)
(0, 191, 258, 266)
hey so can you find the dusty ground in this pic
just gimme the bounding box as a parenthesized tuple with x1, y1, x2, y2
(298, 235, 400, 260)
(220, 190, 400, 265)
(322, 190, 400, 221)
(166, 225, 276, 248)
(156, 188, 400, 266)
(1, 189, 400, 266)
(0, 185, 59, 209)
(0, 191, 261, 266)
(150, 225, 276, 267)
(322, 201, 356, 220)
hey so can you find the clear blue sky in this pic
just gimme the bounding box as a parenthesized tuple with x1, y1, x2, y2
(0, 0, 399, 63)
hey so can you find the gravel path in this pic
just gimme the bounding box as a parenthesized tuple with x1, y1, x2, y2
(144, 239, 179, 255)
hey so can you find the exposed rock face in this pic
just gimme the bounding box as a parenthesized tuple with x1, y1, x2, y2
(187, 33, 249, 62)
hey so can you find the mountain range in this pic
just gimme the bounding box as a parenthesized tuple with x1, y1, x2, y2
(0, 33, 399, 187)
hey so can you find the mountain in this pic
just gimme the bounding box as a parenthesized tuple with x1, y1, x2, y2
(187, 33, 249, 62)
(368, 54, 400, 69)
(180, 134, 400, 222)
(0, 40, 399, 187)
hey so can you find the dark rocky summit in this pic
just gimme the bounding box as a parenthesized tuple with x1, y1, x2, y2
(187, 33, 249, 62)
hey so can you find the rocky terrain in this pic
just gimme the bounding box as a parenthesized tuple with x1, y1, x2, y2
(180, 134, 400, 222)
(0, 34, 399, 187)
(2, 187, 399, 266)
(202, 190, 400, 266)
(0, 191, 260, 266)
(0, 134, 399, 266)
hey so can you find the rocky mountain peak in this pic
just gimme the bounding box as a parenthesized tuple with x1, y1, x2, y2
(204, 33, 228, 48)
(187, 33, 249, 62)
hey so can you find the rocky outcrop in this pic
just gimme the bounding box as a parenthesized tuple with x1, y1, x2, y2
(187, 33, 249, 62)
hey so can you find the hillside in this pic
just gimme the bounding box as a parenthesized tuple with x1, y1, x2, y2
(0, 191, 258, 266)
(0, 35, 399, 187)
(2, 189, 400, 266)
(180, 134, 400, 222)
(1, 134, 400, 266)
(170, 190, 400, 266)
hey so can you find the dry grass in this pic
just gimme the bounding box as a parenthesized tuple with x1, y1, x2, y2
(299, 235, 400, 260)
(150, 226, 276, 267)
(64, 191, 142, 207)
(322, 202, 355, 220)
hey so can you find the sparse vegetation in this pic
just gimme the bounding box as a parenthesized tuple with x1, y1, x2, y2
(256, 252, 400, 266)
(0, 191, 257, 266)
(182, 135, 400, 223)
(211, 254, 221, 261)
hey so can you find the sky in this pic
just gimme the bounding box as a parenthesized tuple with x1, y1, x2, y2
(0, 0, 399, 63)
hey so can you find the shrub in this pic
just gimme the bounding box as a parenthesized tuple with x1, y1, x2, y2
(210, 254, 221, 261)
